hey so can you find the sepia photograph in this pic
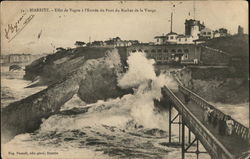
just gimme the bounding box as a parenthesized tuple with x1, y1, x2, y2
(1, 1, 249, 159)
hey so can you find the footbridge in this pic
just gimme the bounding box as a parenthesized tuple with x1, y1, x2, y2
(162, 80, 249, 159)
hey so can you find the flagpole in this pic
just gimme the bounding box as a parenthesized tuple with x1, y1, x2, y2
(170, 12, 173, 33)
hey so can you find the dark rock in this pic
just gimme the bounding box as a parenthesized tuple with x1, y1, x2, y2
(2, 49, 131, 143)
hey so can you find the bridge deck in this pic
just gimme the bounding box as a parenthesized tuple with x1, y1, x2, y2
(173, 90, 250, 158)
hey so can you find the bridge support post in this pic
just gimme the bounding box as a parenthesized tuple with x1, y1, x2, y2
(182, 136, 207, 159)
(169, 105, 172, 143)
(179, 115, 182, 143)
(188, 129, 191, 144)
(196, 139, 199, 159)
(181, 120, 185, 159)
(169, 106, 183, 145)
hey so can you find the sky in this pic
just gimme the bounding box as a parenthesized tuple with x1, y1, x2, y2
(1, 1, 248, 54)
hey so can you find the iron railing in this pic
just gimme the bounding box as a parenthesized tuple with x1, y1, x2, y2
(171, 72, 249, 142)
(178, 85, 250, 142)
(163, 86, 235, 159)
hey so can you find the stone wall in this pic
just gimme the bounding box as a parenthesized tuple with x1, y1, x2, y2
(200, 47, 230, 66)
(126, 44, 202, 64)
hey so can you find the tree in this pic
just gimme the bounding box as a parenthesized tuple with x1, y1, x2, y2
(56, 47, 65, 51)
(218, 28, 228, 34)
(74, 41, 86, 47)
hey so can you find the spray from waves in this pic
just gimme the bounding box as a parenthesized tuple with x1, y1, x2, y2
(116, 51, 174, 129)
(118, 52, 156, 89)
(40, 51, 175, 131)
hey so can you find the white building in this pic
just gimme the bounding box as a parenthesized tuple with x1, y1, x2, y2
(166, 32, 179, 43)
(199, 27, 214, 39)
(154, 36, 166, 45)
(176, 35, 195, 44)
(154, 32, 196, 45)
(154, 18, 229, 45)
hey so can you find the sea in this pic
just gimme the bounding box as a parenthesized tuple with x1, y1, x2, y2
(1, 53, 249, 159)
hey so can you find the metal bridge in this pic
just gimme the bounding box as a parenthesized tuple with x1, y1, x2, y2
(162, 82, 250, 159)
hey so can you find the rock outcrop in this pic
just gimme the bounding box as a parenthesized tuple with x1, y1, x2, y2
(2, 48, 131, 142)
(24, 47, 128, 85)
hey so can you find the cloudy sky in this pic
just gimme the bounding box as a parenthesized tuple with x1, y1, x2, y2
(1, 1, 248, 54)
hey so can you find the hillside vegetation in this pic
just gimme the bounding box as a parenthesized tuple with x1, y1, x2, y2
(201, 34, 249, 57)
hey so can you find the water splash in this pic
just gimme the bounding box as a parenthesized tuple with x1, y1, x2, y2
(118, 52, 156, 89)
(117, 51, 174, 129)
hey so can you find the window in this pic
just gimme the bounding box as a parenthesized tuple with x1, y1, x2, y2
(163, 49, 167, 53)
(166, 37, 169, 40)
(185, 38, 187, 41)
(184, 49, 189, 53)
(170, 36, 173, 40)
(132, 50, 136, 53)
(177, 49, 182, 53)
(158, 49, 162, 53)
(185, 54, 188, 59)
(171, 49, 176, 53)
(138, 49, 142, 52)
(157, 39, 159, 42)
(179, 39, 181, 41)
(171, 54, 175, 59)
(208, 32, 211, 35)
(151, 49, 156, 53)
(144, 50, 148, 53)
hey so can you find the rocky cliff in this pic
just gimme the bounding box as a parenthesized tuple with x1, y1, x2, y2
(2, 48, 131, 142)
(200, 34, 249, 77)
(24, 47, 128, 86)
(176, 67, 249, 104)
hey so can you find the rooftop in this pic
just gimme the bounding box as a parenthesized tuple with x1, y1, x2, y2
(166, 32, 178, 35)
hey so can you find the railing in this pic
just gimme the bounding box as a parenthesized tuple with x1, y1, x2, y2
(163, 86, 235, 159)
(171, 71, 250, 142)
(200, 45, 230, 56)
(179, 85, 250, 142)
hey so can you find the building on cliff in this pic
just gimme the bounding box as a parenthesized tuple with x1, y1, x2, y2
(0, 54, 45, 65)
(155, 18, 230, 45)
(126, 43, 230, 66)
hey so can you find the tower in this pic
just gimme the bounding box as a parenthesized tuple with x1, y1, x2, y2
(185, 20, 201, 40)
(238, 25, 244, 35)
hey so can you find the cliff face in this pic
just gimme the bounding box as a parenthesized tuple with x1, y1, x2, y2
(201, 34, 249, 57)
(2, 48, 131, 142)
(2, 78, 79, 143)
(176, 67, 249, 104)
(77, 53, 130, 103)
(24, 47, 127, 85)
(201, 34, 249, 77)
(178, 35, 249, 103)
